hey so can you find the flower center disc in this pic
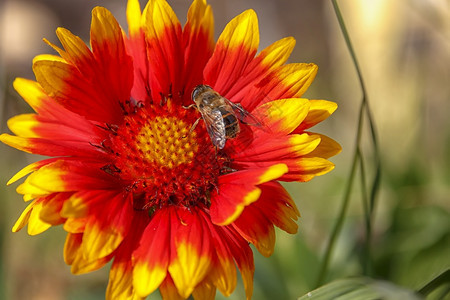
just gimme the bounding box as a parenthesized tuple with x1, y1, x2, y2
(135, 116, 198, 168)
(106, 101, 226, 211)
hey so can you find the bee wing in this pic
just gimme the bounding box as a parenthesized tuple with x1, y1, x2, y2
(225, 98, 275, 140)
(225, 99, 263, 127)
(200, 109, 226, 149)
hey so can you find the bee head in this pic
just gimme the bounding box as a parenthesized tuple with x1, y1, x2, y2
(191, 84, 212, 103)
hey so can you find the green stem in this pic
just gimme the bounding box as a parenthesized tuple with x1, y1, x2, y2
(358, 147, 372, 276)
(315, 101, 364, 287)
(315, 0, 381, 286)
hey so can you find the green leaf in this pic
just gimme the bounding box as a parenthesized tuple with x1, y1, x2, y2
(299, 277, 422, 300)
(417, 269, 450, 297)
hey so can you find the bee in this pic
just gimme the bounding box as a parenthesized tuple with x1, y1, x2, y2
(190, 84, 261, 149)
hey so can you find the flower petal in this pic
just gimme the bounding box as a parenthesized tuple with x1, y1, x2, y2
(253, 182, 300, 234)
(33, 59, 122, 123)
(192, 279, 216, 300)
(0, 134, 99, 157)
(90, 7, 134, 112)
(33, 53, 66, 64)
(227, 36, 296, 103)
(126, 0, 142, 35)
(6, 113, 103, 156)
(64, 232, 83, 265)
(13, 78, 108, 140)
(64, 232, 112, 274)
(240, 63, 318, 110)
(210, 185, 261, 226)
(204, 223, 237, 296)
(32, 7, 133, 123)
(253, 98, 310, 135)
(7, 114, 40, 138)
(61, 191, 94, 218)
(16, 160, 116, 199)
(13, 78, 106, 146)
(38, 193, 69, 225)
(16, 161, 68, 197)
(182, 0, 214, 102)
(81, 192, 134, 260)
(142, 0, 184, 100)
(12, 199, 52, 235)
(282, 157, 336, 182)
(219, 163, 288, 185)
(55, 27, 94, 68)
(267, 63, 318, 99)
(11, 202, 34, 233)
(63, 217, 86, 233)
(168, 207, 213, 298)
(12, 78, 49, 113)
(160, 275, 184, 300)
(7, 158, 59, 185)
(232, 204, 276, 257)
(210, 164, 288, 225)
(295, 100, 338, 132)
(204, 9, 259, 96)
(304, 132, 342, 159)
(106, 211, 148, 300)
(133, 208, 171, 297)
(233, 133, 321, 162)
(233, 157, 335, 182)
(108, 260, 145, 300)
(126, 0, 150, 102)
(224, 227, 254, 300)
(257, 37, 296, 70)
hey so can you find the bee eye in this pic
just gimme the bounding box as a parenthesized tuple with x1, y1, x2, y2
(192, 86, 201, 100)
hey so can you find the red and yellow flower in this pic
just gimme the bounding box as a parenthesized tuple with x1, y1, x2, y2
(1, 0, 340, 299)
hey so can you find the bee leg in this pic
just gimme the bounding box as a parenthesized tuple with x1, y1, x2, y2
(182, 117, 201, 139)
(182, 104, 196, 110)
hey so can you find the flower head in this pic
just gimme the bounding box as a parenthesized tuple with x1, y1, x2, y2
(1, 0, 341, 299)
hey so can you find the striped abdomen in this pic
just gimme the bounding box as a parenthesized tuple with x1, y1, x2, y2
(217, 107, 240, 138)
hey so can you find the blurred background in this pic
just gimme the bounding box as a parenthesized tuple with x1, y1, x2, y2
(0, 0, 449, 299)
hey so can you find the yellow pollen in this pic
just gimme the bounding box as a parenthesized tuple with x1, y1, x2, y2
(135, 116, 198, 169)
